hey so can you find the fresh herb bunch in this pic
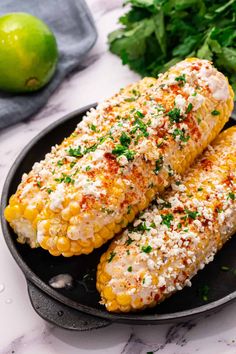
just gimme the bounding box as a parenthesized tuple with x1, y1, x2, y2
(108, 0, 236, 92)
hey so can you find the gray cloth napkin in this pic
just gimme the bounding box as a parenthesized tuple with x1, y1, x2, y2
(0, 0, 97, 129)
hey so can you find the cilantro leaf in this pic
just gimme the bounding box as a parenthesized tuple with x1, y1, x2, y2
(108, 0, 236, 97)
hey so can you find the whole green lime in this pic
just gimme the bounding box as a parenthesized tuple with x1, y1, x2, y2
(0, 12, 58, 93)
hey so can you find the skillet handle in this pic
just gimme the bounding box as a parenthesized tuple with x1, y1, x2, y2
(27, 281, 111, 331)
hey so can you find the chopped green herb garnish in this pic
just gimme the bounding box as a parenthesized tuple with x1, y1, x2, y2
(68, 146, 83, 157)
(228, 192, 235, 200)
(211, 110, 220, 116)
(47, 188, 53, 194)
(186, 103, 193, 113)
(168, 164, 174, 176)
(124, 97, 135, 102)
(64, 175, 75, 184)
(141, 245, 152, 253)
(161, 213, 174, 228)
(84, 143, 98, 154)
(57, 160, 64, 167)
(172, 128, 190, 143)
(168, 108, 183, 123)
(131, 118, 149, 137)
(70, 161, 76, 168)
(158, 200, 172, 209)
(37, 181, 42, 188)
(198, 187, 203, 191)
(101, 207, 114, 215)
(133, 222, 150, 233)
(120, 132, 131, 147)
(175, 74, 186, 86)
(198, 284, 210, 302)
(127, 266, 132, 272)
(108, 251, 116, 263)
(216, 207, 223, 213)
(89, 124, 97, 132)
(55, 173, 75, 184)
(185, 209, 199, 219)
(135, 110, 145, 118)
(197, 117, 202, 124)
(127, 205, 132, 214)
(108, 0, 236, 97)
(126, 250, 130, 255)
(150, 222, 156, 228)
(98, 136, 107, 144)
(177, 222, 182, 229)
(85, 166, 91, 171)
(221, 265, 230, 271)
(154, 156, 164, 174)
(112, 144, 135, 160)
(125, 236, 134, 246)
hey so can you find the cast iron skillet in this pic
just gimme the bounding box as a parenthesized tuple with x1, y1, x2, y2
(1, 104, 236, 331)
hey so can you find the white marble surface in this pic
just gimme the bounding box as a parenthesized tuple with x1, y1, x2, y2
(1, 1, 236, 353)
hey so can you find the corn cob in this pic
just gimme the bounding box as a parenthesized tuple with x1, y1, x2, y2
(97, 127, 236, 312)
(5, 58, 234, 257)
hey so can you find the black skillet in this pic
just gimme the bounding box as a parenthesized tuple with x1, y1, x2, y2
(1, 104, 236, 331)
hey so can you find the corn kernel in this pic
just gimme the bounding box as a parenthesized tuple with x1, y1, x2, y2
(4, 205, 22, 221)
(145, 188, 155, 200)
(99, 272, 110, 284)
(62, 251, 74, 257)
(138, 196, 148, 211)
(40, 236, 50, 250)
(69, 201, 81, 215)
(106, 300, 119, 312)
(120, 217, 129, 228)
(107, 222, 116, 232)
(70, 241, 81, 253)
(9, 195, 17, 206)
(57, 237, 71, 252)
(94, 234, 103, 248)
(79, 239, 92, 248)
(49, 249, 61, 256)
(101, 227, 113, 240)
(126, 209, 135, 223)
(61, 207, 71, 221)
(23, 205, 38, 221)
(68, 225, 81, 240)
(94, 224, 102, 233)
(114, 224, 122, 234)
(82, 246, 94, 254)
(116, 293, 131, 306)
(120, 305, 131, 313)
(133, 298, 143, 308)
(103, 286, 115, 301)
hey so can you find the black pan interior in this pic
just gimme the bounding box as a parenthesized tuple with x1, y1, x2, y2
(2, 107, 236, 321)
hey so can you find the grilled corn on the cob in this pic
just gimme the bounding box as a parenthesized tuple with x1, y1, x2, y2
(5, 58, 234, 256)
(97, 127, 236, 312)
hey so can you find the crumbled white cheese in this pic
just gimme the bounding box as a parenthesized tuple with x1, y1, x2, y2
(50, 183, 65, 211)
(175, 94, 186, 113)
(147, 259, 155, 271)
(188, 93, 205, 111)
(21, 183, 34, 197)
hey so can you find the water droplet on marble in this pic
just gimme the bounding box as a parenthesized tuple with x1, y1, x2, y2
(5, 298, 12, 304)
(0, 283, 5, 293)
